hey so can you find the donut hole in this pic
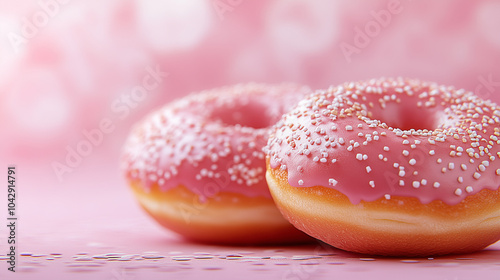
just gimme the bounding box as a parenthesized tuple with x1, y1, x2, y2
(210, 99, 277, 129)
(368, 101, 443, 131)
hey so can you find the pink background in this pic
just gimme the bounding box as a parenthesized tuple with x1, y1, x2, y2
(1, 0, 500, 279)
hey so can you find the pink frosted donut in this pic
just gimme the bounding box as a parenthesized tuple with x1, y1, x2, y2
(122, 83, 312, 244)
(266, 77, 500, 256)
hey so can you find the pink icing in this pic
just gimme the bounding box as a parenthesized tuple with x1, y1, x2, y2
(266, 78, 500, 205)
(122, 83, 310, 200)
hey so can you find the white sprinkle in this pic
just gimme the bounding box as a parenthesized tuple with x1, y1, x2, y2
(320, 158, 327, 163)
(331, 159, 337, 163)
(461, 164, 467, 171)
(457, 177, 463, 183)
(429, 150, 435, 155)
(347, 146, 353, 152)
(393, 163, 399, 168)
(399, 180, 405, 186)
(409, 159, 416, 165)
(465, 186, 473, 193)
(298, 180, 304, 186)
(363, 154, 368, 160)
(412, 181, 420, 188)
(479, 165, 486, 172)
(421, 179, 427, 186)
(496, 169, 500, 175)
(313, 156, 319, 162)
(366, 166, 372, 173)
(399, 170, 405, 177)
(384, 194, 391, 200)
(473, 172, 481, 179)
(448, 162, 455, 170)
(345, 125, 353, 131)
(369, 181, 375, 188)
(402, 150, 409, 156)
(329, 178, 338, 186)
(433, 182, 440, 188)
(402, 140, 410, 145)
(378, 154, 384, 160)
(356, 153, 363, 160)
(383, 146, 390, 151)
(455, 188, 463, 196)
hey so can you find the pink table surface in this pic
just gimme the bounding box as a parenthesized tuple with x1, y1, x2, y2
(1, 164, 499, 280)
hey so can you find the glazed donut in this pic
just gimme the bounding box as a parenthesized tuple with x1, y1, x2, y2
(122, 83, 312, 245)
(266, 78, 500, 256)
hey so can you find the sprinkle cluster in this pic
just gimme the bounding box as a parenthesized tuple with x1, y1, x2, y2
(8, 248, 485, 273)
(122, 83, 310, 199)
(266, 78, 500, 205)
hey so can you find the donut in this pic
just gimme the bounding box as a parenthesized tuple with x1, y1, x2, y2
(122, 83, 313, 245)
(265, 77, 500, 256)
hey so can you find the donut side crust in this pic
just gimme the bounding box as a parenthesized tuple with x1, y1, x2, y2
(130, 180, 313, 245)
(266, 163, 500, 256)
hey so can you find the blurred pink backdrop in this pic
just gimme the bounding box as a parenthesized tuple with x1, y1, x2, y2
(1, 0, 500, 192)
